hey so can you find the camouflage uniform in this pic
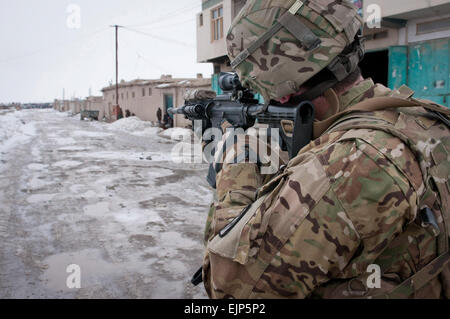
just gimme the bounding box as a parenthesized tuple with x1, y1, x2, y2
(202, 79, 450, 299)
(201, 0, 450, 299)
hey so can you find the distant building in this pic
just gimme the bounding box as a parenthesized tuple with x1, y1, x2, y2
(197, 0, 450, 106)
(54, 97, 104, 118)
(22, 103, 52, 109)
(0, 103, 22, 110)
(101, 74, 211, 127)
(67, 99, 83, 114)
(84, 96, 106, 120)
(53, 99, 86, 114)
(54, 100, 71, 112)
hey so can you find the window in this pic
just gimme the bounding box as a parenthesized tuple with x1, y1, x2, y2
(121, 93, 124, 100)
(199, 13, 203, 27)
(417, 18, 450, 35)
(142, 88, 145, 97)
(149, 87, 152, 96)
(211, 6, 223, 42)
(132, 91, 135, 99)
(126, 91, 129, 99)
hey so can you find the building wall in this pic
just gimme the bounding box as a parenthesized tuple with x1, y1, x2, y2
(156, 85, 211, 128)
(102, 79, 212, 126)
(85, 96, 105, 120)
(361, 5, 450, 107)
(364, 27, 400, 52)
(405, 14, 450, 44)
(197, 0, 233, 63)
(69, 99, 82, 114)
(363, 0, 450, 19)
(103, 90, 115, 121)
(103, 84, 170, 123)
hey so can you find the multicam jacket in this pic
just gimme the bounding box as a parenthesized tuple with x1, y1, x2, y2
(202, 79, 450, 299)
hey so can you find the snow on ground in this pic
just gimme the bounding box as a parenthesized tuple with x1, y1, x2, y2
(107, 116, 162, 137)
(0, 109, 211, 299)
(0, 110, 37, 158)
(159, 127, 193, 141)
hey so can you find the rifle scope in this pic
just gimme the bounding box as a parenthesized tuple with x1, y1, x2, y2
(218, 73, 241, 92)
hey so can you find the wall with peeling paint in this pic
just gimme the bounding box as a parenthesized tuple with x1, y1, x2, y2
(408, 38, 449, 106)
(388, 38, 449, 107)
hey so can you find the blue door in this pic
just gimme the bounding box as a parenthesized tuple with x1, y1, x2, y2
(388, 46, 408, 90)
(164, 94, 174, 118)
(408, 39, 449, 107)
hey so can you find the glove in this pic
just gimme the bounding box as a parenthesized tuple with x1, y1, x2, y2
(184, 89, 217, 101)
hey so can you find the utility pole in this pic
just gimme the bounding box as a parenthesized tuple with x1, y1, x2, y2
(110, 25, 123, 110)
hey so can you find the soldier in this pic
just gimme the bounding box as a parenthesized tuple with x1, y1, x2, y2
(157, 107, 162, 125)
(201, 0, 449, 299)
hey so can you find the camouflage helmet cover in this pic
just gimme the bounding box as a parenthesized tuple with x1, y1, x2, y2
(226, 0, 363, 101)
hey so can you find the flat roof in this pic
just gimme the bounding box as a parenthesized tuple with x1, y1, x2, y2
(101, 77, 211, 92)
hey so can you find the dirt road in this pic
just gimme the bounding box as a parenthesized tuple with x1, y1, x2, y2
(0, 109, 211, 298)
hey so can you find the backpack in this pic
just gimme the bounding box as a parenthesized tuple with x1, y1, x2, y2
(313, 92, 450, 298)
(205, 90, 450, 298)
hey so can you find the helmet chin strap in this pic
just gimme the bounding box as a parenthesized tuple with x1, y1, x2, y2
(289, 78, 338, 105)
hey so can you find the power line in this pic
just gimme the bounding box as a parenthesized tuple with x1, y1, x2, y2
(0, 27, 109, 64)
(126, 1, 200, 28)
(136, 52, 170, 74)
(122, 26, 194, 48)
(119, 36, 170, 75)
(0, 1, 200, 64)
(137, 17, 196, 31)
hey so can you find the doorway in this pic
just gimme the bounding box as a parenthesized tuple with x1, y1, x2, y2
(359, 49, 389, 87)
(164, 94, 174, 116)
(164, 94, 174, 128)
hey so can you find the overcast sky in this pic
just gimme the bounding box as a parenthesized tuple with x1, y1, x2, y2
(0, 0, 212, 103)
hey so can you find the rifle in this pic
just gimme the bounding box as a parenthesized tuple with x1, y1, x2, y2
(168, 73, 314, 186)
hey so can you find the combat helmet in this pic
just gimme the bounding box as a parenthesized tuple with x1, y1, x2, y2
(227, 0, 365, 102)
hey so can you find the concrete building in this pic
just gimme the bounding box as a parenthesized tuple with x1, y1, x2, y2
(53, 99, 71, 112)
(53, 99, 83, 114)
(54, 97, 103, 116)
(197, 0, 246, 92)
(84, 96, 106, 120)
(67, 99, 84, 115)
(360, 0, 450, 106)
(196, 0, 450, 106)
(22, 103, 53, 109)
(101, 74, 211, 127)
